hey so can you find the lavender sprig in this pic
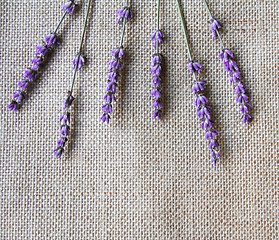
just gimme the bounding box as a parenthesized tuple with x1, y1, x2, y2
(8, 1, 77, 112)
(176, 0, 220, 166)
(203, 0, 252, 123)
(101, 1, 133, 124)
(54, 0, 91, 158)
(151, 0, 164, 119)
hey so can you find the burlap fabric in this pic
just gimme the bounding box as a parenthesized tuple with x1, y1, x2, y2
(0, 0, 278, 239)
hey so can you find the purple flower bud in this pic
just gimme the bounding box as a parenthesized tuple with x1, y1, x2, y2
(104, 94, 116, 103)
(100, 114, 110, 124)
(60, 125, 70, 136)
(188, 61, 202, 73)
(108, 72, 118, 81)
(152, 54, 162, 66)
(13, 90, 26, 102)
(109, 59, 123, 72)
(36, 45, 49, 56)
(153, 77, 162, 87)
(235, 82, 245, 94)
(53, 147, 64, 158)
(151, 65, 162, 76)
(197, 105, 211, 119)
(212, 149, 221, 164)
(153, 110, 161, 119)
(24, 69, 36, 82)
(18, 80, 29, 90)
(45, 33, 59, 46)
(201, 118, 214, 131)
(31, 57, 42, 71)
(154, 99, 162, 109)
(243, 114, 251, 123)
(57, 138, 67, 147)
(195, 94, 208, 108)
(106, 82, 116, 93)
(73, 54, 85, 70)
(63, 94, 74, 109)
(209, 139, 219, 150)
(206, 130, 219, 140)
(117, 7, 133, 24)
(112, 47, 125, 59)
(151, 89, 162, 99)
(8, 101, 18, 111)
(192, 81, 206, 92)
(210, 18, 221, 39)
(60, 112, 70, 124)
(151, 29, 165, 48)
(62, 1, 76, 15)
(102, 103, 113, 114)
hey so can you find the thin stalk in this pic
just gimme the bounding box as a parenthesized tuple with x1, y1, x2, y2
(54, 11, 68, 34)
(119, 18, 127, 47)
(78, 0, 92, 53)
(70, 63, 79, 94)
(156, 0, 161, 54)
(202, 0, 213, 18)
(175, 0, 192, 60)
(157, 0, 160, 29)
(70, 0, 92, 94)
(216, 30, 225, 48)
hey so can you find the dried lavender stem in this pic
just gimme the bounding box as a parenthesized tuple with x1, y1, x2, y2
(54, 11, 68, 34)
(202, 0, 252, 123)
(119, 18, 127, 47)
(156, 0, 160, 54)
(176, 0, 192, 60)
(8, 1, 77, 112)
(70, 0, 92, 94)
(203, 0, 224, 47)
(175, 0, 220, 165)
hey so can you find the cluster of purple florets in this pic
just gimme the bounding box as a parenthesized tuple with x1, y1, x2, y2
(53, 53, 84, 158)
(8, 33, 59, 111)
(210, 18, 221, 39)
(53, 93, 74, 158)
(101, 6, 132, 123)
(219, 49, 252, 123)
(8, 1, 76, 112)
(117, 6, 133, 24)
(101, 47, 124, 124)
(189, 61, 220, 166)
(151, 30, 164, 119)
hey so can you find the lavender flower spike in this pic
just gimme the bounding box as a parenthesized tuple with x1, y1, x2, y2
(8, 1, 77, 112)
(117, 6, 133, 24)
(101, 2, 133, 124)
(203, 0, 252, 123)
(176, 0, 220, 165)
(54, 0, 91, 158)
(151, 0, 164, 119)
(210, 18, 221, 39)
(63, 1, 77, 15)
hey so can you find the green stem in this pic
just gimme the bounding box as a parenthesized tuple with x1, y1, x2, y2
(54, 11, 68, 34)
(119, 18, 127, 47)
(156, 0, 161, 54)
(78, 0, 92, 53)
(175, 0, 192, 60)
(70, 0, 92, 94)
(202, 0, 213, 18)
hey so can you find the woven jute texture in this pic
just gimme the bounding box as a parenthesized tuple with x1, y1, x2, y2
(0, 0, 278, 239)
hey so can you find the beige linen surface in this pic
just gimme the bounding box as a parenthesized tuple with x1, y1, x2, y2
(0, 0, 278, 239)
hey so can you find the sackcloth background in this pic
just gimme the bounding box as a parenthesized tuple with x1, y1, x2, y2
(0, 0, 278, 239)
